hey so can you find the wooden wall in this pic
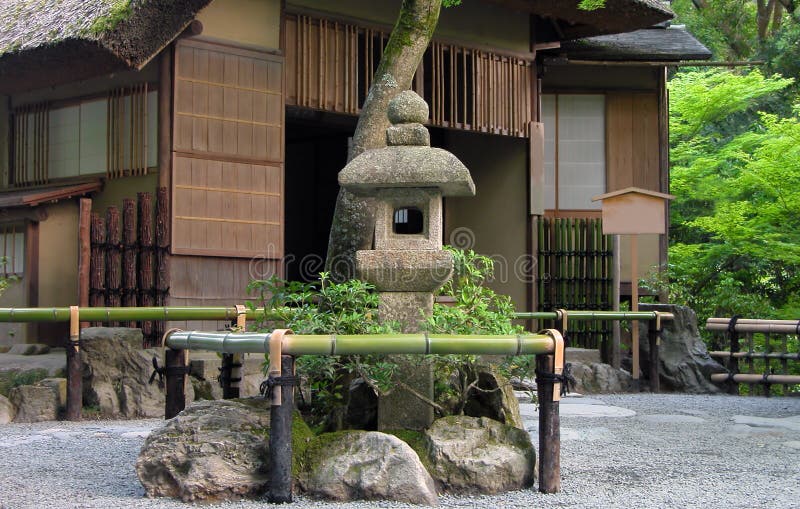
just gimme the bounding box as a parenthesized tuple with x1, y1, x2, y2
(606, 92, 660, 192)
(172, 39, 284, 258)
(169, 39, 285, 320)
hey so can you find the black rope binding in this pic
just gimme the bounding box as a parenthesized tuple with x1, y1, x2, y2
(149, 355, 191, 387)
(259, 374, 302, 400)
(535, 362, 576, 397)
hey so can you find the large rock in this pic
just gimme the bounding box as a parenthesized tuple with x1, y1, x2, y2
(423, 415, 535, 494)
(638, 304, 727, 393)
(7, 343, 51, 355)
(136, 399, 273, 502)
(461, 364, 524, 429)
(0, 394, 15, 423)
(300, 431, 438, 506)
(9, 384, 58, 422)
(81, 327, 193, 417)
(569, 361, 633, 393)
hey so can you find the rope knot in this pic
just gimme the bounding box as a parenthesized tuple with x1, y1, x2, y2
(535, 362, 576, 397)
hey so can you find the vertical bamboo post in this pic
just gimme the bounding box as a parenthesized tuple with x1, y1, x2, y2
(221, 306, 247, 399)
(138, 192, 155, 344)
(269, 329, 293, 503)
(630, 235, 640, 391)
(122, 198, 137, 327)
(648, 316, 660, 393)
(155, 187, 170, 340)
(105, 207, 122, 325)
(89, 213, 106, 323)
(164, 347, 188, 419)
(65, 306, 82, 421)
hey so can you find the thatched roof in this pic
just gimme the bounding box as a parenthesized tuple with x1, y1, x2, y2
(490, 0, 673, 40)
(559, 26, 712, 61)
(0, 0, 212, 93)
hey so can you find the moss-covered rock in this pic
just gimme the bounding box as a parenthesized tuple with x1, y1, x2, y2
(299, 430, 437, 505)
(423, 415, 536, 494)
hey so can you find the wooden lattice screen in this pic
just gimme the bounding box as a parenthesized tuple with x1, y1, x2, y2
(11, 103, 49, 187)
(172, 39, 284, 258)
(535, 217, 614, 351)
(285, 12, 532, 137)
(107, 84, 150, 179)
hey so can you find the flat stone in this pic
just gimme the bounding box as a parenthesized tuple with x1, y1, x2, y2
(638, 414, 706, 424)
(7, 343, 50, 356)
(387, 90, 429, 124)
(561, 397, 606, 406)
(356, 249, 453, 292)
(783, 440, 800, 450)
(732, 415, 800, 432)
(36, 378, 67, 407)
(339, 146, 475, 197)
(520, 401, 635, 418)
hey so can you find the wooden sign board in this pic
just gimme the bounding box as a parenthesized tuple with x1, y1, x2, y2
(592, 187, 674, 235)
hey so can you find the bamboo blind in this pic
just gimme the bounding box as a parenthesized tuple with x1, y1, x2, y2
(11, 103, 49, 187)
(107, 84, 149, 179)
(284, 12, 532, 137)
(0, 225, 23, 275)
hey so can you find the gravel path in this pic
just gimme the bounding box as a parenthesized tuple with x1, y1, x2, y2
(1, 394, 798, 509)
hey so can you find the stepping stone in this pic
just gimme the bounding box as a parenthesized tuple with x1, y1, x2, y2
(638, 414, 706, 424)
(732, 415, 800, 432)
(519, 402, 635, 418)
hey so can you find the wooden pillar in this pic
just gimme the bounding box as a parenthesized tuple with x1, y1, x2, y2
(269, 354, 295, 503)
(648, 318, 660, 393)
(536, 353, 560, 493)
(77, 199, 91, 328)
(630, 235, 640, 391)
(164, 348, 188, 419)
(65, 306, 82, 421)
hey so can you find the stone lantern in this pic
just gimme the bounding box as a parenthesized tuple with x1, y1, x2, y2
(339, 91, 475, 430)
(339, 90, 475, 332)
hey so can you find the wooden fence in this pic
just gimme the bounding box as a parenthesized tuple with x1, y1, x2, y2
(88, 188, 169, 346)
(535, 217, 613, 352)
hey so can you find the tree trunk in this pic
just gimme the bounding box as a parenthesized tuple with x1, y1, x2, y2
(324, 0, 442, 281)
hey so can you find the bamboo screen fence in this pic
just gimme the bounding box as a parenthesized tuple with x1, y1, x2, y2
(535, 217, 614, 351)
(88, 188, 169, 346)
(284, 12, 533, 137)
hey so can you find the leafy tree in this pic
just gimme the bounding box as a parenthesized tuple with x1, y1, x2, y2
(646, 69, 800, 327)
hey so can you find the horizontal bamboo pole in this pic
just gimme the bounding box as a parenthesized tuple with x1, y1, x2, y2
(706, 322, 800, 334)
(165, 331, 557, 356)
(708, 318, 800, 326)
(0, 307, 279, 323)
(515, 311, 673, 322)
(709, 351, 800, 360)
(711, 373, 800, 385)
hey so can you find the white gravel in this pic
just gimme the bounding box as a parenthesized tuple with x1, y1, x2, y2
(1, 394, 799, 509)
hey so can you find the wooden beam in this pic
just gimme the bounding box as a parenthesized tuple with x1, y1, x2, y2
(77, 199, 91, 332)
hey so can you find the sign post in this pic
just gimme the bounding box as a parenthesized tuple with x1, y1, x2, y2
(592, 187, 674, 390)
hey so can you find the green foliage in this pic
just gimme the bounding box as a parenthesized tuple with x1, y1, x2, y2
(249, 273, 398, 428)
(425, 247, 523, 335)
(671, 0, 758, 60)
(655, 68, 800, 337)
(0, 369, 49, 397)
(578, 0, 606, 10)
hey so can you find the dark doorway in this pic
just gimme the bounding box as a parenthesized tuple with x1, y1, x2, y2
(284, 110, 355, 282)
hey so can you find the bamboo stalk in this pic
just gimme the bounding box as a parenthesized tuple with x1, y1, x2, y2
(709, 351, 800, 360)
(166, 331, 558, 356)
(0, 307, 280, 322)
(711, 373, 800, 385)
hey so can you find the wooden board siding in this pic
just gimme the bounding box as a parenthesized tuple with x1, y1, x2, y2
(606, 92, 660, 192)
(172, 39, 284, 258)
